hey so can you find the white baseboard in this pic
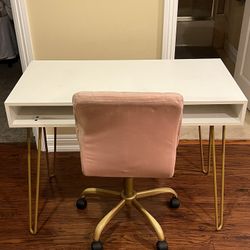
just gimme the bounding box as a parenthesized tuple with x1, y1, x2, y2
(45, 134, 80, 152)
(224, 40, 238, 64)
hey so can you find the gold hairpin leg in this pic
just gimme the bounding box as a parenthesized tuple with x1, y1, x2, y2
(199, 125, 226, 230)
(43, 127, 51, 179)
(53, 127, 57, 176)
(199, 126, 212, 175)
(211, 125, 226, 231)
(27, 127, 42, 234)
(43, 127, 56, 180)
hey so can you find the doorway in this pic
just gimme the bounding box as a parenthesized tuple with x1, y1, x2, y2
(0, 0, 25, 142)
(0, 0, 18, 62)
(175, 0, 245, 75)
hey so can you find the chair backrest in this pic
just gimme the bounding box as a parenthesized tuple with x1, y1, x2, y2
(73, 92, 183, 178)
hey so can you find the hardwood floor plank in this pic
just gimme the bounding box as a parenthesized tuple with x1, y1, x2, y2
(0, 142, 250, 249)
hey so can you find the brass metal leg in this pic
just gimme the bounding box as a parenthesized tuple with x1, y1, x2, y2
(133, 199, 165, 241)
(53, 127, 57, 177)
(199, 126, 212, 175)
(82, 188, 120, 197)
(27, 127, 42, 234)
(93, 199, 126, 241)
(43, 127, 56, 180)
(211, 125, 226, 231)
(136, 187, 178, 199)
(43, 128, 52, 179)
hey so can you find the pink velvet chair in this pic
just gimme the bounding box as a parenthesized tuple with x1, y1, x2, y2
(73, 92, 183, 250)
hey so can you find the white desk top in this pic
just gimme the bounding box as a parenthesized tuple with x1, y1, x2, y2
(6, 59, 247, 105)
(5, 59, 248, 127)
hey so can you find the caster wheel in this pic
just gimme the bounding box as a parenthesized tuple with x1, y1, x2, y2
(169, 196, 180, 209)
(76, 197, 87, 210)
(91, 240, 103, 250)
(156, 240, 168, 250)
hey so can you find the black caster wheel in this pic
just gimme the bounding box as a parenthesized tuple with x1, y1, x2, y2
(156, 240, 168, 250)
(169, 196, 180, 209)
(91, 240, 103, 250)
(76, 197, 87, 210)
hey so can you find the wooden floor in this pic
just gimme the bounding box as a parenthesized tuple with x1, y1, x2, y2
(1, 141, 250, 250)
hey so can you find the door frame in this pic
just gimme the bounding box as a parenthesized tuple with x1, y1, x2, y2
(162, 0, 179, 59)
(234, 0, 250, 109)
(10, 0, 34, 71)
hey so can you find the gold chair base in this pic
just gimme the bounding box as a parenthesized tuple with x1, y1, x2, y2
(80, 178, 178, 242)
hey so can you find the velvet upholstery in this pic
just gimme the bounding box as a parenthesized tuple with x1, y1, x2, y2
(73, 92, 183, 178)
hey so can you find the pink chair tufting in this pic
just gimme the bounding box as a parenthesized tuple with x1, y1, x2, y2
(73, 92, 183, 250)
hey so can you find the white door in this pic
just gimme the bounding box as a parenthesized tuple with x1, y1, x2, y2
(235, 0, 250, 109)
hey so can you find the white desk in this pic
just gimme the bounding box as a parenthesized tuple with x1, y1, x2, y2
(5, 59, 247, 128)
(4, 59, 248, 234)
